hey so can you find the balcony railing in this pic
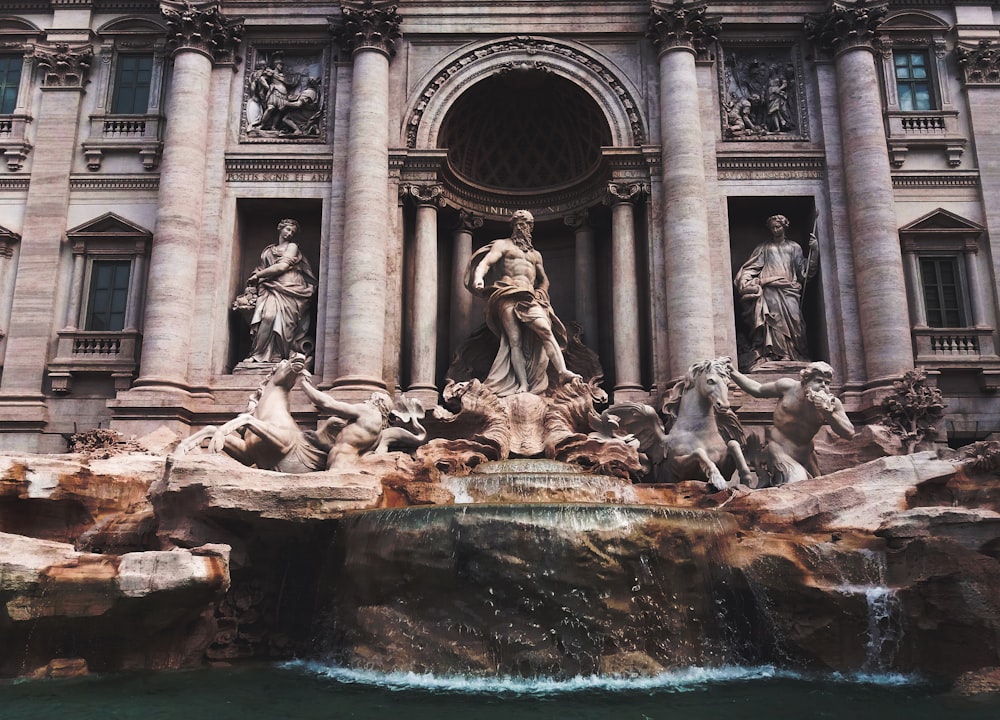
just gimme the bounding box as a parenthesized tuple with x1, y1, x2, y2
(886, 110, 966, 168)
(48, 330, 141, 393)
(0, 114, 32, 171)
(914, 327, 997, 363)
(83, 114, 164, 170)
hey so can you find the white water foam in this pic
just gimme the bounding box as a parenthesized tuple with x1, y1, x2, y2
(284, 661, 923, 695)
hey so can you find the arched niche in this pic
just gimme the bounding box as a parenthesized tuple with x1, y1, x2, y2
(403, 35, 647, 151)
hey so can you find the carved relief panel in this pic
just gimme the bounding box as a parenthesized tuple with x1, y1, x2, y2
(240, 43, 329, 143)
(718, 42, 808, 142)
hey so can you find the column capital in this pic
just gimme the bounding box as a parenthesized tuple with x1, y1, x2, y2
(160, 1, 244, 64)
(452, 209, 484, 233)
(400, 183, 444, 207)
(805, 0, 888, 57)
(956, 40, 1000, 87)
(333, 1, 403, 59)
(564, 209, 593, 231)
(31, 42, 93, 88)
(605, 182, 649, 205)
(646, 1, 720, 59)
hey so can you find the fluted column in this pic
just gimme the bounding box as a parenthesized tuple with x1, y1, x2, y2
(401, 184, 442, 404)
(0, 41, 92, 419)
(807, 1, 913, 383)
(450, 210, 483, 354)
(135, 1, 242, 391)
(647, 2, 720, 376)
(565, 210, 598, 351)
(331, 2, 402, 394)
(606, 184, 646, 398)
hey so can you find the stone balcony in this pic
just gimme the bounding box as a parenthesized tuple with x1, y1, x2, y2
(913, 326, 1000, 391)
(47, 330, 142, 393)
(82, 114, 163, 171)
(886, 110, 967, 168)
(0, 115, 32, 171)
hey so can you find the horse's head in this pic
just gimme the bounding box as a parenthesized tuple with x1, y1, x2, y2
(688, 356, 733, 412)
(269, 353, 307, 389)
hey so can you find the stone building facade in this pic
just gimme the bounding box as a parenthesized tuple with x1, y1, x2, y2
(0, 0, 997, 452)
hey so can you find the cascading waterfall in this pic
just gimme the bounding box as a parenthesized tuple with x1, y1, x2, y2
(317, 462, 770, 678)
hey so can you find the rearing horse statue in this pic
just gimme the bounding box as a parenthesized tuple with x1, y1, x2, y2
(604, 357, 754, 490)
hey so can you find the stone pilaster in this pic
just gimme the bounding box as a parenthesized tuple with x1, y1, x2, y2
(564, 210, 598, 352)
(133, 1, 243, 392)
(606, 183, 647, 399)
(0, 41, 93, 429)
(807, 0, 913, 384)
(330, 2, 402, 395)
(647, 1, 720, 377)
(450, 210, 483, 355)
(956, 39, 1000, 333)
(400, 183, 442, 405)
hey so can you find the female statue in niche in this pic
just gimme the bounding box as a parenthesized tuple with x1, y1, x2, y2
(734, 214, 818, 370)
(237, 218, 317, 364)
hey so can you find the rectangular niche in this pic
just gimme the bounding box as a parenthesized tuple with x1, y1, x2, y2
(718, 41, 808, 142)
(727, 196, 827, 372)
(240, 42, 331, 143)
(229, 198, 323, 371)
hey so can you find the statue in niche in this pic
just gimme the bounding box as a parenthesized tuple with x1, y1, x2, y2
(465, 210, 582, 397)
(234, 218, 317, 365)
(245, 51, 323, 138)
(729, 362, 855, 487)
(734, 214, 818, 370)
(721, 47, 800, 140)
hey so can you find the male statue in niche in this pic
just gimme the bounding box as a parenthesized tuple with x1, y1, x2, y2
(465, 209, 581, 397)
(734, 214, 818, 370)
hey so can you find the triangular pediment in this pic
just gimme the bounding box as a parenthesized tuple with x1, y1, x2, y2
(0, 223, 20, 242)
(900, 208, 984, 234)
(67, 212, 151, 238)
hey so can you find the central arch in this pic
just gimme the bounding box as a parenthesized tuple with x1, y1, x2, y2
(404, 35, 647, 151)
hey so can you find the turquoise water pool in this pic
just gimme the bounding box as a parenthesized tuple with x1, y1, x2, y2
(2, 663, 999, 720)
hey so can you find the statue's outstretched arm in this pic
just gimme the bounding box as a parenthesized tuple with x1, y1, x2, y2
(301, 378, 361, 420)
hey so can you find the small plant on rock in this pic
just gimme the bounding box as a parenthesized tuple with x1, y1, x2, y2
(879, 368, 946, 454)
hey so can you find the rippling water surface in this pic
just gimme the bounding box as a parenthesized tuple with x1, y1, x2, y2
(2, 662, 999, 720)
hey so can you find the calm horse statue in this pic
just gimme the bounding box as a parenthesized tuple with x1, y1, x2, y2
(174, 354, 326, 473)
(606, 357, 753, 490)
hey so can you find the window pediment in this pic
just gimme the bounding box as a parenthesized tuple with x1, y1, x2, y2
(67, 212, 151, 240)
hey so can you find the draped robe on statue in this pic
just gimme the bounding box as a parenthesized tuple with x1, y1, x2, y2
(465, 241, 570, 397)
(248, 243, 317, 363)
(734, 239, 815, 368)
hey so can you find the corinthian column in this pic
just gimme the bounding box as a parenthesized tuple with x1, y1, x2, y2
(331, 2, 402, 395)
(647, 1, 721, 377)
(134, 1, 243, 391)
(606, 183, 647, 400)
(564, 210, 598, 351)
(401, 184, 442, 405)
(450, 210, 483, 355)
(807, 1, 913, 384)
